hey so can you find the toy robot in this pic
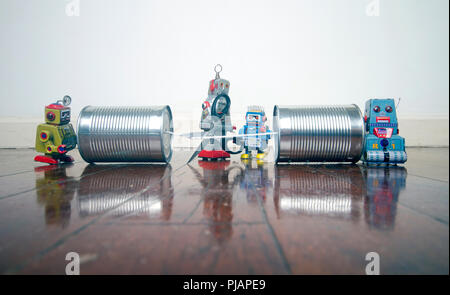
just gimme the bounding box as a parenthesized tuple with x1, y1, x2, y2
(198, 64, 235, 160)
(362, 98, 407, 164)
(238, 106, 271, 159)
(34, 95, 77, 164)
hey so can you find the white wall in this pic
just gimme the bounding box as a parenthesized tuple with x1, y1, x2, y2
(0, 0, 448, 147)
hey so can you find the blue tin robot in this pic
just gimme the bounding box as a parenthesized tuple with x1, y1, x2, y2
(362, 99, 407, 164)
(238, 106, 271, 160)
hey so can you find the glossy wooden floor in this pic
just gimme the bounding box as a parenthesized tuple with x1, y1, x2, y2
(0, 148, 448, 274)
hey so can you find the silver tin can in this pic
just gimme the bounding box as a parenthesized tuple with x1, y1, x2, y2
(273, 105, 364, 163)
(77, 106, 173, 163)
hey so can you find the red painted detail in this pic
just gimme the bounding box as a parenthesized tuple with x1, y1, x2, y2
(203, 101, 210, 109)
(364, 115, 367, 122)
(46, 104, 65, 110)
(34, 155, 58, 165)
(47, 147, 52, 152)
(233, 126, 236, 130)
(374, 127, 393, 138)
(34, 165, 59, 172)
(57, 144, 66, 154)
(198, 160, 230, 170)
(209, 80, 215, 92)
(198, 150, 230, 159)
(376, 116, 390, 123)
(40, 132, 47, 140)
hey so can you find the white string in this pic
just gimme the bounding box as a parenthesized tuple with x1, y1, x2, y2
(164, 131, 277, 140)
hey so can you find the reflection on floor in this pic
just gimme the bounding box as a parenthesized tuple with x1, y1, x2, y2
(0, 148, 447, 274)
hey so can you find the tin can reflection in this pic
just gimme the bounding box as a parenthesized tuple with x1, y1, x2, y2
(274, 165, 364, 220)
(273, 164, 407, 230)
(77, 165, 173, 220)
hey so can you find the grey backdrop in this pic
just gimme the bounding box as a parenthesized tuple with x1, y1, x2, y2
(0, 0, 448, 119)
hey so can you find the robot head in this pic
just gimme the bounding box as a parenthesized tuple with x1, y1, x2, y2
(364, 99, 398, 135)
(45, 96, 71, 125)
(246, 106, 266, 125)
(208, 64, 230, 97)
(208, 78, 230, 97)
(365, 99, 397, 122)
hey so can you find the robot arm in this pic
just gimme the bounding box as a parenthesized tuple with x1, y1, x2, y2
(235, 126, 245, 146)
(39, 130, 66, 154)
(224, 115, 234, 133)
(265, 125, 271, 140)
(199, 100, 213, 131)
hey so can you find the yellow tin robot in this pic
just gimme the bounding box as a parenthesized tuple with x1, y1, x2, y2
(34, 95, 77, 164)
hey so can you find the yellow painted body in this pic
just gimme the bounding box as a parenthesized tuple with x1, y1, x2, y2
(35, 123, 77, 156)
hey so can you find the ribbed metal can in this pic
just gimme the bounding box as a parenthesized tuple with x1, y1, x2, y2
(273, 105, 364, 163)
(77, 106, 173, 163)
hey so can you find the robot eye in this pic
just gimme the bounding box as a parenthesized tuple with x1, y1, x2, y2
(61, 110, 70, 119)
(373, 106, 380, 113)
(385, 106, 393, 113)
(46, 112, 55, 121)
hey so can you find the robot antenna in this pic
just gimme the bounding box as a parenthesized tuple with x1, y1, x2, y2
(214, 64, 222, 79)
(62, 95, 72, 106)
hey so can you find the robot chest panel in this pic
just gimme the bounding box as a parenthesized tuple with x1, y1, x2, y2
(246, 126, 258, 133)
(245, 127, 261, 148)
(58, 125, 76, 144)
(57, 125, 74, 136)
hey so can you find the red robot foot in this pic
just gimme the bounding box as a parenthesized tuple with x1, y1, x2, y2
(34, 155, 59, 165)
(198, 150, 231, 159)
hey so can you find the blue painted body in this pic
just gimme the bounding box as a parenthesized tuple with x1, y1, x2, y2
(362, 99, 407, 164)
(239, 110, 271, 153)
